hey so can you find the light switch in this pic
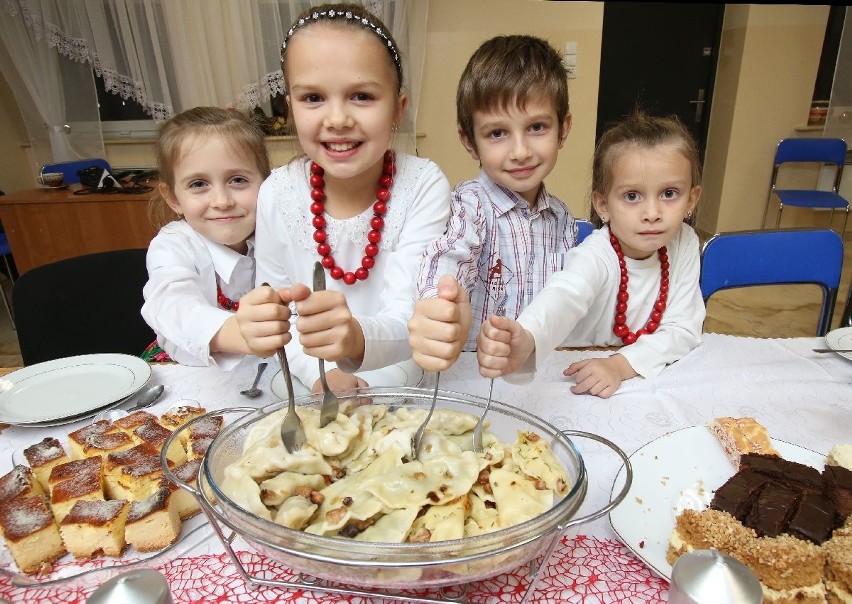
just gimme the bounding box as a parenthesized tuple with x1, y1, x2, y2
(563, 41, 577, 79)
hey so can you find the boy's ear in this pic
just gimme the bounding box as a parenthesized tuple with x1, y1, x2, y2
(160, 182, 182, 216)
(591, 191, 608, 223)
(458, 127, 480, 161)
(559, 113, 572, 149)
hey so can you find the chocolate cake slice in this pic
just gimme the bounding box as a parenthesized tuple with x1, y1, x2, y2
(786, 491, 835, 544)
(745, 482, 799, 537)
(823, 464, 852, 525)
(710, 469, 770, 520)
(740, 453, 823, 492)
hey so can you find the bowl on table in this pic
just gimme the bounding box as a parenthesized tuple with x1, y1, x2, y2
(164, 387, 632, 593)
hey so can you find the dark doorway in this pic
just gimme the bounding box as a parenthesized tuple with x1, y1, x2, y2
(596, 3, 725, 158)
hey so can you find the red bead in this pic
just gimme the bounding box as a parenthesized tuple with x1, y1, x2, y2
(310, 173, 324, 188)
(618, 258, 626, 269)
(355, 267, 369, 280)
(651, 310, 662, 323)
(233, 301, 239, 311)
(317, 243, 331, 256)
(614, 324, 629, 338)
(321, 255, 335, 269)
(616, 302, 628, 314)
(654, 300, 666, 312)
(660, 282, 669, 294)
(620, 276, 628, 287)
(636, 328, 648, 337)
(623, 333, 638, 345)
(310, 201, 324, 215)
(311, 188, 326, 202)
(330, 266, 344, 280)
(380, 174, 392, 188)
(313, 230, 326, 243)
(370, 216, 384, 230)
(659, 291, 668, 302)
(361, 256, 374, 269)
(617, 291, 629, 303)
(609, 234, 668, 346)
(343, 272, 357, 285)
(310, 162, 324, 174)
(661, 276, 669, 287)
(646, 321, 659, 333)
(373, 201, 387, 215)
(614, 313, 627, 325)
(312, 215, 326, 229)
(367, 230, 382, 244)
(661, 260, 670, 271)
(376, 188, 391, 202)
(365, 243, 379, 257)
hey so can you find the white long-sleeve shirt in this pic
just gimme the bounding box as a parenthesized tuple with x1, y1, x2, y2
(255, 153, 451, 389)
(513, 223, 705, 381)
(142, 219, 255, 370)
(416, 170, 578, 349)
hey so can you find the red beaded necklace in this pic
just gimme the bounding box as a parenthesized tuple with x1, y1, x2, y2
(217, 285, 239, 311)
(609, 231, 669, 345)
(310, 150, 396, 285)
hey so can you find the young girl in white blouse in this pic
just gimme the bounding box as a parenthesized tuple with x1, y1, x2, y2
(477, 112, 705, 398)
(142, 106, 271, 369)
(236, 4, 451, 394)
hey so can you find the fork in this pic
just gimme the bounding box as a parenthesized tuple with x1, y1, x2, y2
(472, 377, 494, 453)
(313, 261, 340, 427)
(276, 345, 306, 453)
(412, 372, 440, 460)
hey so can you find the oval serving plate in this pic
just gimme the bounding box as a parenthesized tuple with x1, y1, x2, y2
(0, 354, 151, 425)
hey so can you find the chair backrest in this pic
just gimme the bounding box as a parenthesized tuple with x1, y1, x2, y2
(576, 219, 595, 243)
(700, 228, 844, 336)
(12, 248, 155, 366)
(41, 158, 112, 184)
(774, 138, 847, 167)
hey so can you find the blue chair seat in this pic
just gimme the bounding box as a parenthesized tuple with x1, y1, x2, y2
(775, 189, 848, 209)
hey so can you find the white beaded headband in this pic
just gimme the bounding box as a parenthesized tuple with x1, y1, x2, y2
(281, 8, 401, 77)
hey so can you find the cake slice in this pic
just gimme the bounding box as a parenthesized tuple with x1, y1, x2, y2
(710, 417, 779, 469)
(50, 462, 105, 522)
(735, 533, 826, 604)
(823, 464, 852, 526)
(23, 437, 69, 492)
(827, 444, 852, 471)
(77, 430, 136, 459)
(158, 405, 206, 439)
(134, 420, 186, 467)
(124, 486, 181, 552)
(0, 465, 45, 501)
(167, 458, 202, 519)
(67, 420, 116, 459)
(744, 482, 800, 538)
(59, 499, 130, 558)
(104, 442, 171, 501)
(111, 410, 159, 436)
(186, 415, 223, 460)
(47, 456, 103, 493)
(0, 495, 66, 574)
(709, 468, 770, 520)
(786, 491, 835, 544)
(824, 535, 852, 604)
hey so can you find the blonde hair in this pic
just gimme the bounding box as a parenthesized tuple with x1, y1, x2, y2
(590, 111, 701, 227)
(149, 106, 271, 228)
(457, 35, 569, 152)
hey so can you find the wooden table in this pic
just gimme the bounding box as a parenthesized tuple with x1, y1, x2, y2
(0, 185, 158, 275)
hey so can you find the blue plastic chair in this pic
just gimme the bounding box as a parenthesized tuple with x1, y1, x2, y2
(0, 232, 14, 329)
(762, 138, 849, 233)
(576, 219, 595, 243)
(40, 158, 112, 185)
(700, 228, 844, 336)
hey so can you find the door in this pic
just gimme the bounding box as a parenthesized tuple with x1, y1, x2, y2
(596, 3, 724, 158)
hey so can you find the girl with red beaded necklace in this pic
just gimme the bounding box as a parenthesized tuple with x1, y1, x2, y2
(141, 106, 271, 368)
(236, 4, 451, 394)
(476, 112, 705, 398)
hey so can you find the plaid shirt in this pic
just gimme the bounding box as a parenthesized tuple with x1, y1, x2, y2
(416, 171, 578, 350)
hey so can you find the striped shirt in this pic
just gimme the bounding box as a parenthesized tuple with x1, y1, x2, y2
(416, 170, 578, 350)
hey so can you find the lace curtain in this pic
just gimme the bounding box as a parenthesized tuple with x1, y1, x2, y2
(824, 9, 852, 149)
(0, 0, 425, 166)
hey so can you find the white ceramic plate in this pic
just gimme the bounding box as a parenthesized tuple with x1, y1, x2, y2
(824, 326, 852, 361)
(0, 354, 151, 424)
(608, 425, 824, 580)
(270, 358, 424, 400)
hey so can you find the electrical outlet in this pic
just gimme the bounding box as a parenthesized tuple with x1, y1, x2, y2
(566, 65, 577, 79)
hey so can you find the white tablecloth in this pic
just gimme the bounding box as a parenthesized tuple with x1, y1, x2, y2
(1, 333, 850, 603)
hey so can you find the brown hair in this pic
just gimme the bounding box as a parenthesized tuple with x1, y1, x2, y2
(457, 35, 570, 151)
(280, 3, 403, 94)
(149, 106, 271, 228)
(590, 111, 702, 227)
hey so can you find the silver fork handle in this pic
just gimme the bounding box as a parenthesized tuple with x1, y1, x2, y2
(276, 347, 295, 405)
(318, 357, 330, 391)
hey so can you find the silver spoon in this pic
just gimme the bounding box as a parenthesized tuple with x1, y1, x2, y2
(412, 372, 439, 460)
(92, 384, 165, 424)
(240, 362, 268, 398)
(813, 348, 852, 353)
(276, 345, 306, 453)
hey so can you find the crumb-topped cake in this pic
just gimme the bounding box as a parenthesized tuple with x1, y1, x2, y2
(710, 417, 779, 468)
(0, 495, 66, 574)
(23, 437, 69, 492)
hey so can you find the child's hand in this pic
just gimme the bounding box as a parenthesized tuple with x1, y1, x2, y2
(311, 368, 368, 395)
(291, 283, 365, 363)
(476, 316, 535, 378)
(408, 275, 472, 371)
(235, 285, 293, 357)
(563, 354, 638, 399)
